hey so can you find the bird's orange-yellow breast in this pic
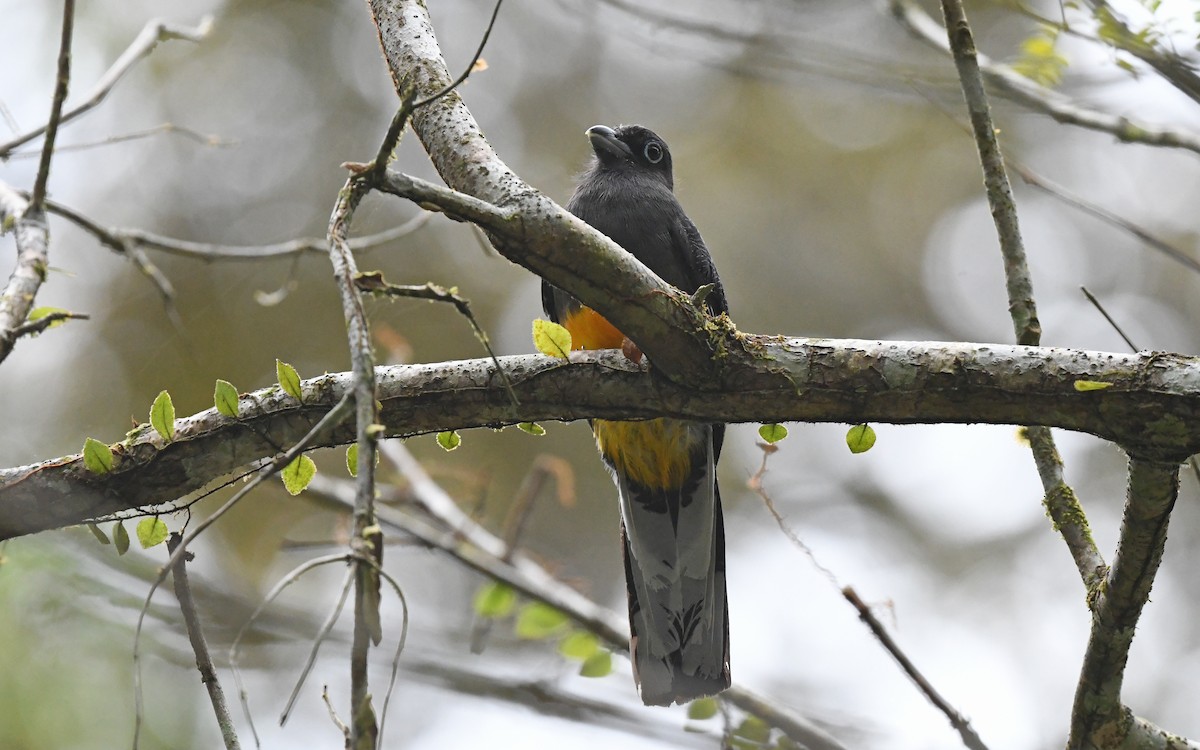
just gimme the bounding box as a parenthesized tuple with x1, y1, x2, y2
(560, 306, 699, 490)
(560, 306, 626, 351)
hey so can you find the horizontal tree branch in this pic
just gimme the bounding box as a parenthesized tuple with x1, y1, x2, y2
(2, 338, 1199, 540)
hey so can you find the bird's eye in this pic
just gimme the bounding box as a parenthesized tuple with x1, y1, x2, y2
(643, 142, 664, 164)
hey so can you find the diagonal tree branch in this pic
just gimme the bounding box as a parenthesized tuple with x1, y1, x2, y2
(0, 16, 213, 159)
(1067, 458, 1190, 750)
(367, 0, 723, 384)
(890, 0, 1200, 157)
(0, 184, 50, 364)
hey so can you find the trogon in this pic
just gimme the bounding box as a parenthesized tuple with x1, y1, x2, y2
(541, 124, 730, 706)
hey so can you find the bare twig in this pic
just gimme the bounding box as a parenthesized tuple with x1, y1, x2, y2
(30, 0, 75, 211)
(280, 566, 355, 728)
(750, 445, 987, 749)
(412, 0, 506, 109)
(306, 465, 849, 750)
(7, 123, 231, 158)
(44, 198, 432, 261)
(0, 16, 214, 159)
(229, 552, 354, 748)
(355, 274, 517, 405)
(133, 392, 354, 749)
(1079, 287, 1138, 352)
(890, 0, 1200, 157)
(167, 533, 241, 750)
(843, 588, 988, 750)
(1014, 167, 1200, 277)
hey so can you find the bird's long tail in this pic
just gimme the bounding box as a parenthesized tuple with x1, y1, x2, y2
(597, 418, 730, 706)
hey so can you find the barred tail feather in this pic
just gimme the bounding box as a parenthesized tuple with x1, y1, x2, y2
(616, 427, 730, 706)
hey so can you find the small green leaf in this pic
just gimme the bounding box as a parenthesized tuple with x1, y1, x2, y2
(82, 437, 114, 474)
(87, 522, 111, 545)
(514, 602, 569, 640)
(113, 520, 130, 555)
(758, 423, 788, 444)
(281, 454, 317, 495)
(276, 359, 302, 400)
(558, 630, 600, 661)
(473, 581, 517, 619)
(687, 696, 719, 720)
(532, 319, 572, 359)
(579, 650, 612, 678)
(136, 517, 169, 549)
(1074, 379, 1113, 391)
(436, 430, 461, 451)
(733, 716, 771, 743)
(214, 379, 239, 417)
(517, 422, 546, 436)
(846, 423, 877, 454)
(346, 443, 359, 477)
(27, 306, 71, 330)
(150, 390, 176, 441)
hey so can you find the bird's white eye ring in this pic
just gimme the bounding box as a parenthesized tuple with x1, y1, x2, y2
(643, 142, 664, 164)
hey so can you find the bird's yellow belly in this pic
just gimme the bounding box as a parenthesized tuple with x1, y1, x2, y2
(594, 418, 701, 490)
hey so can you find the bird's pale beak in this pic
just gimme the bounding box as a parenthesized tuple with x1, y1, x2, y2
(587, 125, 633, 163)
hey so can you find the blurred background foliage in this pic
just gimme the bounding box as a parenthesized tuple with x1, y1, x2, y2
(2, 0, 1200, 748)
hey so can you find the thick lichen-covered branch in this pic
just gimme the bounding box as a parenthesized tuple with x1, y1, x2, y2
(3, 339, 1200, 540)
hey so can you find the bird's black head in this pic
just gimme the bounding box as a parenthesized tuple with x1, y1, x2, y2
(585, 124, 674, 190)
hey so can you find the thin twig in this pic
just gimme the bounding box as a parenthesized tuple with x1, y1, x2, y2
(1016, 167, 1200, 277)
(843, 588, 988, 750)
(750, 444, 988, 749)
(0, 16, 214, 159)
(356, 275, 517, 406)
(30, 0, 75, 211)
(1079, 286, 1200, 492)
(132, 392, 354, 750)
(412, 0, 505, 109)
(10, 310, 89, 338)
(167, 533, 241, 750)
(311, 446, 849, 750)
(7, 123, 231, 159)
(44, 198, 433, 261)
(889, 0, 1200, 157)
(279, 566, 355, 727)
(230, 553, 353, 748)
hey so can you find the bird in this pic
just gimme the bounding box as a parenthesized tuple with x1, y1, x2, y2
(541, 124, 730, 706)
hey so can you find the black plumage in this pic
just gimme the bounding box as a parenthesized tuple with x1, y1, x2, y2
(542, 124, 730, 706)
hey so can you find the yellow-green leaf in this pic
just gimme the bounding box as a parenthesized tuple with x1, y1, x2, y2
(846, 423, 877, 454)
(27, 306, 70, 330)
(558, 630, 600, 661)
(514, 602, 569, 639)
(1074, 379, 1113, 391)
(276, 359, 302, 400)
(517, 422, 546, 436)
(87, 522, 111, 545)
(83, 437, 114, 474)
(733, 716, 771, 743)
(436, 430, 461, 451)
(473, 581, 517, 619)
(579, 650, 612, 678)
(113, 520, 130, 555)
(281, 454, 317, 495)
(150, 390, 176, 441)
(532, 319, 572, 359)
(687, 696, 719, 720)
(758, 423, 788, 444)
(136, 517, 169, 549)
(214, 379, 239, 417)
(346, 443, 359, 477)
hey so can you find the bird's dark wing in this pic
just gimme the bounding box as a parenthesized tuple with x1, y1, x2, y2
(671, 214, 728, 318)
